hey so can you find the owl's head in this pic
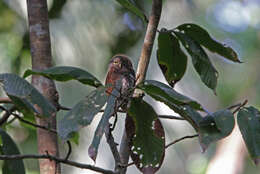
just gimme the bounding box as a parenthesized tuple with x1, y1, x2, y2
(108, 54, 134, 73)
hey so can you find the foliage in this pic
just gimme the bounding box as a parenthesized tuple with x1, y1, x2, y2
(0, 128, 25, 174)
(0, 0, 259, 174)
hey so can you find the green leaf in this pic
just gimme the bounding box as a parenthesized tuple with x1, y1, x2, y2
(114, 0, 148, 23)
(23, 66, 102, 88)
(173, 31, 218, 93)
(138, 80, 203, 131)
(88, 85, 120, 162)
(126, 98, 165, 173)
(157, 30, 187, 86)
(0, 128, 25, 174)
(58, 87, 108, 141)
(198, 109, 235, 152)
(138, 80, 202, 110)
(176, 23, 241, 63)
(237, 106, 260, 164)
(0, 73, 56, 117)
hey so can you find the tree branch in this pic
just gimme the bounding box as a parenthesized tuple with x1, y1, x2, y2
(165, 134, 198, 149)
(0, 154, 117, 174)
(135, 0, 162, 86)
(27, 0, 60, 173)
(119, 1, 162, 173)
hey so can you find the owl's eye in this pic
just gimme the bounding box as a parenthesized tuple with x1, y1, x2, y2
(113, 60, 121, 68)
(113, 61, 119, 65)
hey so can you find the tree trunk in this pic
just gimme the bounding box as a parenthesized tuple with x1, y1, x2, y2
(26, 0, 60, 174)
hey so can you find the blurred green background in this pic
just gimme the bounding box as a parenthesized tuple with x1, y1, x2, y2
(0, 0, 259, 174)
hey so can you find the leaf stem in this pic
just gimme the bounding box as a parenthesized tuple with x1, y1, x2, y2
(165, 134, 198, 149)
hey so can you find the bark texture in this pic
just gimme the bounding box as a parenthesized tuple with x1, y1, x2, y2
(26, 0, 60, 173)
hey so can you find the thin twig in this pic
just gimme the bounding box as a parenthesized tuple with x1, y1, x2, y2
(100, 109, 125, 113)
(165, 134, 198, 149)
(0, 154, 117, 174)
(58, 105, 71, 111)
(65, 141, 72, 160)
(0, 106, 57, 134)
(232, 99, 248, 114)
(0, 97, 12, 104)
(0, 106, 16, 126)
(158, 115, 185, 120)
(227, 102, 242, 110)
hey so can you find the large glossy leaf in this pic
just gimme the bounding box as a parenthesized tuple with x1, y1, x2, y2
(173, 31, 218, 93)
(0, 73, 56, 117)
(198, 109, 235, 152)
(126, 98, 165, 173)
(176, 23, 241, 63)
(88, 84, 121, 162)
(58, 87, 108, 141)
(139, 80, 203, 131)
(138, 80, 202, 110)
(114, 0, 148, 23)
(0, 128, 25, 174)
(237, 106, 260, 164)
(157, 30, 187, 86)
(23, 66, 102, 88)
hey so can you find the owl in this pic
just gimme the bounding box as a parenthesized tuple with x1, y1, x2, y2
(105, 54, 136, 111)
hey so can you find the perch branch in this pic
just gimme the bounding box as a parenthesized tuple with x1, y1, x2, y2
(119, 1, 162, 173)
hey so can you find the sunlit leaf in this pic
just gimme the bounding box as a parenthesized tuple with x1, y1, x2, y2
(114, 0, 148, 23)
(0, 73, 56, 117)
(173, 31, 218, 93)
(176, 23, 241, 63)
(198, 109, 234, 152)
(58, 87, 108, 141)
(126, 98, 165, 173)
(23, 66, 102, 88)
(237, 106, 260, 164)
(157, 30, 187, 86)
(0, 128, 25, 174)
(88, 83, 121, 162)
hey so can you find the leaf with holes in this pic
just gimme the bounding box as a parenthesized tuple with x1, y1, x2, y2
(0, 73, 56, 117)
(88, 85, 121, 162)
(237, 106, 260, 164)
(198, 109, 234, 152)
(173, 31, 218, 93)
(176, 23, 241, 63)
(0, 128, 25, 174)
(157, 30, 187, 86)
(126, 98, 165, 173)
(115, 0, 148, 23)
(24, 66, 102, 88)
(58, 87, 107, 141)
